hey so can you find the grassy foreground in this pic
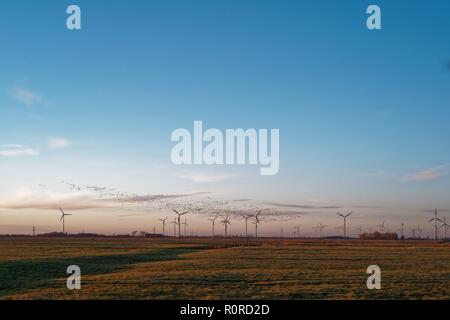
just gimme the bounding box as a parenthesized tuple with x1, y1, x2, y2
(0, 237, 449, 299)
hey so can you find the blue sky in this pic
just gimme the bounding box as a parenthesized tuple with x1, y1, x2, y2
(0, 1, 449, 236)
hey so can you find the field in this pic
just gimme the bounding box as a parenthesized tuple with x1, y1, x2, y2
(0, 237, 449, 300)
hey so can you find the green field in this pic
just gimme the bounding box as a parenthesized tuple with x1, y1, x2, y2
(0, 237, 449, 300)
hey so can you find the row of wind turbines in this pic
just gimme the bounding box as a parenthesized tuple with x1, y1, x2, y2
(54, 207, 449, 240)
(161, 210, 262, 239)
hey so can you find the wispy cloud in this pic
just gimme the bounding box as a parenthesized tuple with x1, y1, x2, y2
(9, 87, 43, 106)
(48, 138, 71, 149)
(173, 171, 238, 183)
(263, 201, 341, 210)
(1, 144, 23, 148)
(0, 188, 116, 211)
(0, 145, 39, 157)
(402, 164, 450, 182)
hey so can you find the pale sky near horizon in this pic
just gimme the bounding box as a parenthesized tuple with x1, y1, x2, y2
(0, 0, 449, 237)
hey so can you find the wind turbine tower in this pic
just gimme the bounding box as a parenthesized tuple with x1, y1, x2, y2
(221, 215, 231, 238)
(336, 212, 352, 238)
(240, 214, 253, 240)
(318, 223, 327, 239)
(59, 208, 72, 235)
(439, 217, 449, 240)
(182, 218, 189, 237)
(377, 221, 386, 233)
(208, 217, 218, 239)
(172, 209, 188, 238)
(294, 224, 301, 238)
(254, 210, 262, 239)
(170, 217, 177, 237)
(159, 217, 168, 237)
(427, 208, 443, 240)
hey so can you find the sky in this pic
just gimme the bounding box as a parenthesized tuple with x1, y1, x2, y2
(0, 0, 449, 237)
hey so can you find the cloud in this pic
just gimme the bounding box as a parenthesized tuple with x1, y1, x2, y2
(1, 144, 23, 148)
(263, 201, 341, 210)
(0, 188, 116, 211)
(10, 87, 43, 106)
(0, 146, 39, 157)
(402, 164, 450, 182)
(173, 171, 238, 183)
(48, 138, 71, 149)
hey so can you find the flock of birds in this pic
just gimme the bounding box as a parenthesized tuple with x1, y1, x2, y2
(36, 181, 450, 240)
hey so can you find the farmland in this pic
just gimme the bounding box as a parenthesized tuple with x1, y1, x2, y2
(0, 237, 449, 300)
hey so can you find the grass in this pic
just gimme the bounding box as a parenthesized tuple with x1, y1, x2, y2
(0, 238, 449, 299)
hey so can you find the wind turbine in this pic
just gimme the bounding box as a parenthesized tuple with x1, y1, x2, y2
(172, 209, 188, 238)
(400, 222, 405, 239)
(377, 221, 386, 233)
(221, 214, 231, 238)
(410, 227, 416, 239)
(294, 224, 301, 238)
(254, 210, 262, 239)
(416, 225, 422, 239)
(240, 214, 253, 240)
(182, 218, 189, 237)
(317, 223, 327, 239)
(320, 224, 327, 239)
(208, 217, 218, 239)
(427, 208, 443, 240)
(159, 217, 168, 237)
(170, 217, 178, 237)
(336, 212, 352, 238)
(312, 226, 319, 238)
(439, 216, 449, 240)
(59, 208, 72, 234)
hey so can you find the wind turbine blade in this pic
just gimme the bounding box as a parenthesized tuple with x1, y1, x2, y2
(346, 212, 353, 217)
(336, 213, 344, 218)
(59, 215, 64, 222)
(60, 208, 65, 215)
(427, 218, 434, 223)
(172, 209, 180, 214)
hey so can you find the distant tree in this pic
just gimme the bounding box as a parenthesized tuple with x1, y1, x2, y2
(359, 232, 398, 240)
